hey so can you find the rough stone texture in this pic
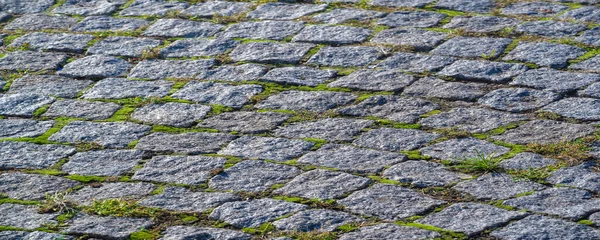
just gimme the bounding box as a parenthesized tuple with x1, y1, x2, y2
(53, 0, 127, 16)
(339, 184, 446, 220)
(502, 2, 569, 17)
(139, 186, 239, 212)
(119, 0, 188, 17)
(339, 95, 439, 123)
(580, 82, 600, 98)
(419, 107, 528, 133)
(82, 78, 173, 99)
(560, 6, 600, 23)
(0, 204, 57, 229)
(0, 231, 73, 240)
(453, 173, 545, 200)
(274, 118, 373, 142)
(0, 172, 78, 200)
(434, 0, 494, 13)
(420, 138, 510, 162)
(503, 42, 585, 68)
(504, 187, 600, 220)
(247, 3, 327, 20)
(431, 37, 512, 58)
(547, 161, 600, 193)
(274, 169, 372, 200)
(307, 46, 382, 67)
(491, 215, 600, 240)
(218, 136, 313, 161)
(172, 81, 262, 108)
(370, 0, 433, 7)
(294, 25, 372, 45)
(42, 99, 121, 120)
(543, 97, 600, 121)
(65, 213, 153, 239)
(219, 21, 304, 40)
(135, 132, 235, 155)
(377, 52, 456, 72)
(4, 14, 78, 31)
(517, 20, 587, 38)
(209, 160, 301, 192)
(256, 90, 356, 113)
(576, 27, 600, 47)
(403, 77, 486, 101)
(10, 32, 94, 53)
(160, 38, 238, 58)
(209, 198, 308, 228)
(87, 36, 162, 58)
(377, 11, 445, 28)
(8, 75, 93, 98)
(0, 0, 54, 14)
(49, 121, 151, 148)
(417, 203, 528, 236)
(182, 1, 252, 17)
(591, 212, 600, 227)
(143, 19, 223, 38)
(273, 209, 363, 232)
(443, 16, 519, 33)
(511, 68, 600, 93)
(492, 120, 595, 145)
(338, 223, 441, 240)
(197, 111, 289, 134)
(0, 51, 68, 71)
(0, 119, 53, 139)
(478, 88, 561, 112)
(58, 55, 131, 78)
(199, 64, 267, 82)
(62, 150, 143, 176)
(160, 226, 252, 240)
(67, 182, 155, 205)
(230, 42, 314, 64)
(261, 67, 336, 87)
(133, 155, 226, 185)
(298, 144, 406, 173)
(71, 16, 150, 32)
(570, 55, 600, 73)
(0, 93, 55, 117)
(312, 8, 385, 24)
(500, 152, 557, 170)
(328, 69, 415, 91)
(438, 59, 528, 83)
(371, 28, 448, 51)
(353, 128, 440, 152)
(0, 140, 75, 170)
(129, 59, 214, 80)
(131, 102, 211, 127)
(383, 160, 470, 187)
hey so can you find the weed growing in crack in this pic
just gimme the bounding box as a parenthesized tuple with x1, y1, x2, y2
(452, 151, 502, 173)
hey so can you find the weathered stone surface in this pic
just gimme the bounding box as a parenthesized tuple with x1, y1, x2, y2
(591, 212, 600, 227)
(417, 203, 527, 236)
(0, 119, 53, 139)
(580, 82, 600, 98)
(377, 52, 456, 72)
(42, 99, 120, 120)
(517, 20, 587, 38)
(199, 64, 267, 82)
(0, 231, 73, 240)
(328, 69, 415, 91)
(59, 55, 131, 78)
(140, 186, 239, 212)
(82, 78, 173, 99)
(8, 75, 93, 98)
(53, 0, 127, 15)
(490, 215, 600, 240)
(503, 42, 585, 68)
(0, 0, 54, 14)
(87, 36, 161, 58)
(431, 36, 512, 58)
(172, 81, 262, 108)
(547, 161, 600, 193)
(131, 102, 211, 127)
(502, 2, 568, 17)
(256, 90, 356, 113)
(298, 144, 406, 173)
(560, 6, 600, 23)
(182, 1, 252, 17)
(500, 152, 557, 170)
(71, 16, 150, 32)
(136, 132, 235, 154)
(438, 59, 528, 83)
(66, 213, 153, 239)
(576, 26, 600, 47)
(370, 0, 433, 7)
(198, 111, 289, 134)
(68, 182, 155, 205)
(160, 38, 237, 58)
(435, 0, 494, 13)
(273, 209, 363, 232)
(128, 59, 214, 80)
(443, 16, 519, 33)
(419, 107, 528, 133)
(504, 187, 600, 220)
(119, 0, 188, 17)
(274, 118, 373, 142)
(274, 169, 371, 200)
(230, 42, 314, 64)
(383, 160, 470, 187)
(0, 172, 78, 200)
(218, 136, 313, 161)
(4, 14, 78, 31)
(453, 173, 545, 200)
(377, 11, 445, 28)
(353, 128, 440, 152)
(0, 51, 67, 71)
(160, 226, 252, 240)
(371, 28, 448, 51)
(307, 46, 382, 67)
(339, 95, 439, 123)
(478, 88, 560, 113)
(62, 150, 143, 176)
(247, 3, 327, 20)
(10, 32, 94, 53)
(293, 25, 370, 45)
(209, 198, 307, 228)
(339, 223, 441, 240)
(403, 77, 486, 101)
(492, 120, 595, 144)
(143, 19, 223, 38)
(570, 55, 600, 73)
(49, 121, 151, 148)
(261, 67, 336, 86)
(0, 204, 57, 229)
(0, 140, 74, 170)
(133, 155, 226, 185)
(511, 68, 600, 93)
(312, 8, 385, 24)
(543, 97, 600, 121)
(209, 160, 301, 192)
(420, 138, 510, 162)
(219, 21, 304, 40)
(339, 184, 446, 220)
(0, 93, 55, 117)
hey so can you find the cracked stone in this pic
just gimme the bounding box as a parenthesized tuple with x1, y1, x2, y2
(49, 121, 151, 148)
(247, 3, 327, 20)
(328, 69, 415, 91)
(293, 25, 370, 45)
(87, 36, 161, 58)
(53, 0, 127, 15)
(273, 209, 363, 232)
(438, 59, 528, 83)
(560, 6, 600, 23)
(420, 138, 510, 162)
(143, 18, 223, 38)
(67, 182, 155, 205)
(297, 144, 406, 173)
(443, 16, 519, 33)
(307, 46, 382, 67)
(570, 55, 600, 73)
(71, 16, 150, 32)
(339, 223, 441, 240)
(511, 68, 600, 93)
(160, 38, 238, 58)
(4, 14, 78, 31)
(172, 81, 262, 108)
(0, 204, 57, 229)
(370, 0, 433, 7)
(128, 59, 215, 80)
(119, 0, 188, 17)
(403, 77, 487, 101)
(256, 90, 356, 113)
(543, 97, 600, 121)
(219, 21, 304, 40)
(453, 173, 545, 200)
(0, 51, 67, 71)
(434, 0, 494, 13)
(371, 28, 448, 51)
(160, 226, 252, 240)
(419, 107, 528, 133)
(182, 1, 252, 17)
(218, 136, 313, 161)
(339, 95, 439, 123)
(502, 2, 568, 17)
(547, 161, 600, 193)
(517, 20, 587, 38)
(580, 82, 600, 98)
(62, 149, 143, 176)
(198, 111, 289, 134)
(59, 55, 131, 78)
(274, 118, 373, 142)
(230, 42, 314, 64)
(311, 8, 385, 24)
(10, 32, 94, 53)
(139, 186, 239, 212)
(199, 64, 267, 82)
(0, 119, 53, 139)
(576, 27, 600, 47)
(503, 42, 585, 68)
(377, 11, 446, 28)
(431, 36, 512, 58)
(491, 215, 600, 240)
(0, 172, 78, 200)
(82, 78, 173, 99)
(8, 75, 93, 99)
(0, 93, 55, 117)
(209, 160, 301, 192)
(42, 99, 121, 120)
(131, 102, 211, 127)
(377, 52, 456, 72)
(0, 231, 73, 240)
(0, 141, 75, 170)
(209, 198, 307, 228)
(504, 187, 600, 220)
(478, 88, 561, 113)
(0, 0, 54, 14)
(261, 67, 336, 87)
(492, 120, 595, 144)
(136, 132, 235, 155)
(353, 128, 441, 152)
(133, 155, 226, 185)
(383, 160, 470, 187)
(66, 213, 153, 240)
(500, 152, 558, 170)
(274, 169, 372, 200)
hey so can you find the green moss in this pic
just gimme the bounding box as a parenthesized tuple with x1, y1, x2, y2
(150, 185, 166, 195)
(273, 196, 305, 203)
(336, 223, 361, 232)
(179, 214, 199, 223)
(269, 183, 285, 190)
(242, 222, 276, 235)
(129, 229, 159, 240)
(420, 109, 441, 118)
(0, 226, 25, 231)
(0, 197, 40, 205)
(489, 200, 516, 211)
(368, 176, 401, 185)
(402, 150, 431, 160)
(26, 169, 65, 176)
(66, 175, 105, 183)
(578, 220, 595, 226)
(302, 138, 327, 150)
(397, 222, 467, 239)
(3, 34, 23, 46)
(209, 104, 234, 115)
(104, 105, 136, 122)
(85, 199, 161, 218)
(127, 140, 139, 149)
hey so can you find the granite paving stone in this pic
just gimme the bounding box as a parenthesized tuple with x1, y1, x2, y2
(247, 3, 327, 20)
(560, 6, 600, 23)
(9, 32, 94, 53)
(53, 0, 127, 15)
(133, 155, 226, 185)
(0, 93, 55, 117)
(579, 82, 600, 98)
(438, 59, 528, 83)
(376, 52, 456, 72)
(0, 51, 68, 71)
(65, 213, 153, 239)
(297, 144, 406, 173)
(575, 27, 600, 47)
(292, 25, 371, 45)
(0, 141, 75, 170)
(492, 120, 595, 144)
(49, 121, 151, 148)
(273, 209, 363, 232)
(218, 21, 304, 41)
(218, 136, 313, 161)
(419, 107, 529, 133)
(209, 160, 301, 192)
(198, 64, 267, 82)
(67, 182, 155, 205)
(209, 198, 307, 228)
(503, 42, 586, 68)
(353, 128, 441, 152)
(197, 111, 289, 134)
(328, 69, 415, 91)
(569, 55, 600, 73)
(590, 212, 600, 227)
(143, 19, 223, 38)
(311, 8, 386, 24)
(376, 11, 446, 28)
(135, 132, 235, 155)
(0, 231, 73, 240)
(0, 0, 54, 14)
(402, 77, 487, 101)
(370, 0, 434, 7)
(453, 173, 545, 200)
(160, 38, 238, 58)
(160, 226, 252, 240)
(339, 95, 439, 123)
(434, 0, 494, 13)
(0, 204, 58, 229)
(172, 81, 262, 108)
(490, 215, 600, 240)
(517, 20, 587, 38)
(420, 138, 510, 162)
(260, 67, 336, 87)
(383, 160, 471, 187)
(4, 14, 78, 31)
(0, 119, 53, 139)
(230, 42, 314, 64)
(370, 28, 448, 51)
(0, 172, 78, 200)
(307, 46, 382, 67)
(71, 16, 150, 32)
(62, 149, 143, 176)
(87, 36, 162, 58)
(273, 118, 373, 142)
(500, 152, 558, 170)
(131, 102, 211, 127)
(504, 187, 600, 220)
(338, 223, 441, 240)
(501, 2, 569, 17)
(82, 78, 173, 99)
(431, 37, 512, 58)
(58, 55, 131, 78)
(547, 161, 600, 193)
(128, 59, 215, 80)
(139, 186, 239, 212)
(42, 99, 121, 120)
(119, 0, 188, 17)
(443, 16, 519, 33)
(511, 68, 600, 93)
(182, 1, 252, 17)
(256, 90, 356, 113)
(273, 169, 372, 200)
(542, 97, 600, 121)
(478, 88, 561, 112)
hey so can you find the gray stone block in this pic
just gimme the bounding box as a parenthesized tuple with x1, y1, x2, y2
(543, 97, 600, 121)
(160, 38, 238, 58)
(49, 121, 151, 148)
(274, 169, 371, 200)
(443, 16, 519, 33)
(182, 1, 252, 17)
(87, 36, 161, 58)
(419, 107, 528, 133)
(0, 141, 75, 170)
(261, 67, 336, 87)
(504, 187, 600, 220)
(0, 204, 57, 229)
(143, 19, 223, 38)
(131, 102, 211, 127)
(511, 68, 600, 93)
(453, 173, 545, 200)
(338, 95, 439, 123)
(292, 25, 371, 44)
(500, 152, 557, 170)
(503, 42, 585, 68)
(209, 160, 301, 192)
(67, 182, 155, 205)
(420, 138, 510, 162)
(8, 75, 93, 99)
(370, 28, 448, 51)
(307, 46, 382, 67)
(328, 69, 415, 91)
(136, 132, 235, 154)
(273, 209, 363, 232)
(402, 77, 486, 101)
(0, 51, 68, 71)
(383, 160, 470, 187)
(10, 32, 94, 53)
(133, 155, 227, 185)
(62, 149, 143, 176)
(42, 99, 121, 120)
(339, 223, 441, 240)
(377, 52, 456, 72)
(65, 213, 153, 240)
(82, 78, 173, 99)
(128, 59, 214, 80)
(218, 20, 304, 40)
(0, 93, 55, 117)
(209, 198, 307, 228)
(139, 186, 239, 212)
(492, 120, 595, 145)
(377, 11, 446, 28)
(229, 42, 314, 64)
(4, 14, 78, 31)
(256, 90, 356, 113)
(71, 16, 150, 32)
(438, 59, 528, 83)
(119, 0, 188, 17)
(431, 36, 512, 58)
(274, 118, 373, 142)
(353, 128, 441, 152)
(491, 215, 600, 240)
(218, 136, 313, 161)
(0, 172, 78, 200)
(172, 81, 262, 108)
(298, 144, 406, 173)
(247, 3, 327, 20)
(198, 111, 289, 134)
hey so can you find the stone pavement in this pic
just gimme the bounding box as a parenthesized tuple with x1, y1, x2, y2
(0, 0, 600, 239)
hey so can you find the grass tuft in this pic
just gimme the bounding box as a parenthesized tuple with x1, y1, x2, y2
(452, 151, 502, 173)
